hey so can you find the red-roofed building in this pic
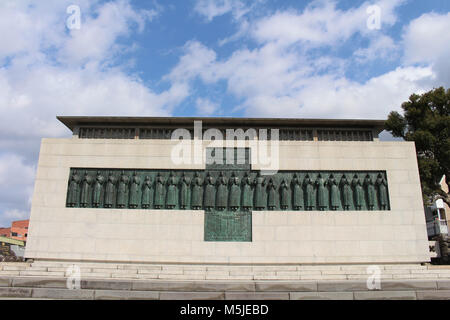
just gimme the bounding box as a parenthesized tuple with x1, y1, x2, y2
(0, 220, 29, 242)
(11, 220, 29, 241)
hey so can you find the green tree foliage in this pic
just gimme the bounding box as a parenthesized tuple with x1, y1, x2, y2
(385, 87, 450, 205)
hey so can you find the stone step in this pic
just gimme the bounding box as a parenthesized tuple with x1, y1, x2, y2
(26, 261, 428, 271)
(1, 265, 29, 271)
(19, 271, 65, 277)
(0, 262, 31, 267)
(0, 270, 445, 279)
(0, 277, 449, 300)
(2, 262, 449, 281)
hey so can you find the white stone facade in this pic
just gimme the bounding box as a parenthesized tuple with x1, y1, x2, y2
(25, 138, 430, 264)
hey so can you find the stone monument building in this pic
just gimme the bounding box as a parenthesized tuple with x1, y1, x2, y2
(25, 116, 430, 265)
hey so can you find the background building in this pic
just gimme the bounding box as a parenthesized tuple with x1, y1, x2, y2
(0, 220, 29, 242)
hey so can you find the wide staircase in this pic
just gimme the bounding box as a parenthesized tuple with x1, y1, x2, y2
(1, 260, 450, 299)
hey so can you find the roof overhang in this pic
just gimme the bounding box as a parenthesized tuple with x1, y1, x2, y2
(57, 116, 386, 134)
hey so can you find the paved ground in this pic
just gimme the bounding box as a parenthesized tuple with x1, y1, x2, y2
(1, 261, 449, 299)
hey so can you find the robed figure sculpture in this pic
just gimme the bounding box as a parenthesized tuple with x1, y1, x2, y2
(166, 172, 177, 209)
(67, 170, 81, 207)
(229, 172, 240, 211)
(254, 172, 266, 210)
(191, 172, 203, 210)
(376, 173, 388, 210)
(104, 171, 116, 208)
(280, 179, 290, 210)
(80, 171, 92, 208)
(117, 171, 129, 208)
(340, 174, 352, 210)
(327, 174, 340, 211)
(204, 173, 216, 211)
(129, 171, 141, 209)
(304, 174, 315, 211)
(267, 178, 277, 210)
(352, 174, 364, 210)
(292, 173, 303, 210)
(364, 174, 376, 211)
(316, 174, 327, 211)
(141, 176, 153, 209)
(241, 172, 253, 211)
(179, 172, 190, 209)
(154, 173, 165, 209)
(92, 171, 105, 208)
(216, 171, 228, 211)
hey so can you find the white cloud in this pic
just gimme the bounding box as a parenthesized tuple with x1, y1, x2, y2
(0, 64, 187, 140)
(403, 12, 450, 84)
(171, 0, 439, 120)
(194, 0, 249, 21)
(354, 35, 399, 63)
(169, 38, 433, 119)
(0, 0, 182, 142)
(3, 209, 30, 223)
(195, 97, 219, 115)
(269, 66, 434, 119)
(60, 0, 158, 66)
(252, 0, 405, 47)
(0, 0, 183, 226)
(0, 0, 66, 62)
(167, 41, 218, 83)
(0, 154, 35, 226)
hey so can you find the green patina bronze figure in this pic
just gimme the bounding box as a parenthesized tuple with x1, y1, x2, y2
(316, 174, 327, 211)
(179, 172, 190, 209)
(280, 178, 289, 210)
(166, 172, 177, 209)
(229, 172, 240, 211)
(216, 171, 228, 211)
(141, 176, 153, 209)
(364, 174, 376, 210)
(376, 173, 388, 210)
(241, 172, 253, 211)
(117, 171, 129, 208)
(340, 174, 352, 210)
(80, 171, 92, 208)
(104, 171, 116, 208)
(129, 171, 141, 209)
(254, 172, 266, 210)
(67, 169, 80, 207)
(93, 171, 105, 208)
(267, 178, 277, 210)
(328, 174, 340, 211)
(191, 171, 203, 210)
(352, 174, 364, 210)
(304, 174, 315, 210)
(154, 172, 165, 209)
(292, 173, 303, 210)
(204, 172, 215, 211)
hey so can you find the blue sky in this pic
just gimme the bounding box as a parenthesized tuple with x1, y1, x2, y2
(0, 0, 449, 226)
